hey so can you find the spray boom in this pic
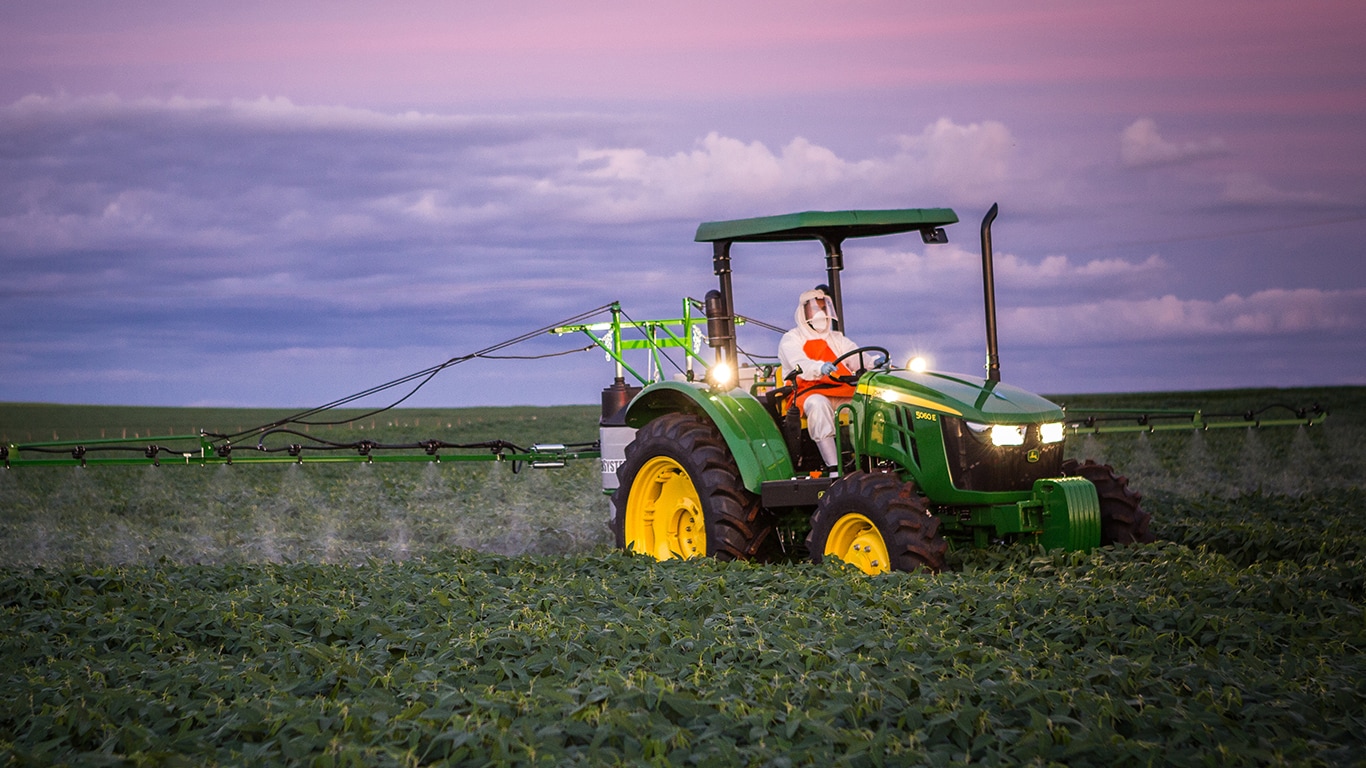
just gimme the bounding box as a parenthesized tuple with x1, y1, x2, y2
(1064, 403, 1327, 435)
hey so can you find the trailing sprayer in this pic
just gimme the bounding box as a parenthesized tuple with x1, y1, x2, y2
(3, 205, 1326, 574)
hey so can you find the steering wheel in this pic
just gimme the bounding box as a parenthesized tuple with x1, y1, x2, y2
(828, 345, 891, 383)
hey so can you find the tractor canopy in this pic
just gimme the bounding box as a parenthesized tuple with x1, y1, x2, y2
(692, 208, 961, 366)
(694, 208, 959, 244)
(859, 370, 1064, 424)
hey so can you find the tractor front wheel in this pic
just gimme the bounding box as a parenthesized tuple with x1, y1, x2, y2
(613, 413, 777, 562)
(806, 472, 946, 574)
(1062, 459, 1155, 545)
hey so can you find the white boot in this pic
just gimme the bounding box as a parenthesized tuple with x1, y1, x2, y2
(816, 436, 839, 471)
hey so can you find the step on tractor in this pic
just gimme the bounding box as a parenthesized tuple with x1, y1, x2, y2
(599, 204, 1155, 574)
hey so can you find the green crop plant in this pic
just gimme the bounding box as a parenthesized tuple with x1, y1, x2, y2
(2, 540, 1362, 765)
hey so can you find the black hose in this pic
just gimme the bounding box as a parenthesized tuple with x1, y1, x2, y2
(205, 303, 616, 444)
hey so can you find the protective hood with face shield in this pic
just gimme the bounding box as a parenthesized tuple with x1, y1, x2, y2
(794, 288, 838, 338)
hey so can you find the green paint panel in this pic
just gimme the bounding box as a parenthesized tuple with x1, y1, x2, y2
(1034, 477, 1101, 551)
(869, 370, 1065, 423)
(695, 208, 959, 243)
(625, 381, 793, 492)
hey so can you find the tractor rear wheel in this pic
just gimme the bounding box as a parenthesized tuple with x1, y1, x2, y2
(1062, 459, 1155, 545)
(806, 472, 946, 574)
(613, 413, 778, 562)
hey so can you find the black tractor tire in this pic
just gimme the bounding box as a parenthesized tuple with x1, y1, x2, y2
(806, 472, 947, 574)
(1062, 459, 1155, 545)
(612, 412, 779, 562)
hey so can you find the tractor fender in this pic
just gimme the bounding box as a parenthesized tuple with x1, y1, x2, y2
(624, 381, 794, 493)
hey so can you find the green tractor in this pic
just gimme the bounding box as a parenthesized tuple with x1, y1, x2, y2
(601, 204, 1153, 574)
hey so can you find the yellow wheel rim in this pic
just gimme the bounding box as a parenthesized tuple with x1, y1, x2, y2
(825, 513, 890, 575)
(624, 456, 706, 560)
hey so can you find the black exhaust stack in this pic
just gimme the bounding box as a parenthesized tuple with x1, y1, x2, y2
(980, 203, 1001, 383)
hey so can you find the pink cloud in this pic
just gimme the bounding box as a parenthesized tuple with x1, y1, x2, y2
(1120, 118, 1226, 168)
(1004, 288, 1366, 345)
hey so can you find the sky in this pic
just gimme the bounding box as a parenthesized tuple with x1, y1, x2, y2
(2, 0, 1364, 410)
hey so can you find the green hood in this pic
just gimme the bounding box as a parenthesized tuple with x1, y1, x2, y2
(858, 370, 1064, 424)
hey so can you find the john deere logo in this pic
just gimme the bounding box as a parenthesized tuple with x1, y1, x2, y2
(1026, 449, 1041, 463)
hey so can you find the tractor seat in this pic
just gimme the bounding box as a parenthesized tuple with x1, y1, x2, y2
(762, 385, 793, 425)
(763, 384, 849, 428)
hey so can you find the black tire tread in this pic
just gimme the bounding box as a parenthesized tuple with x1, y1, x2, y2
(613, 413, 778, 562)
(805, 471, 947, 573)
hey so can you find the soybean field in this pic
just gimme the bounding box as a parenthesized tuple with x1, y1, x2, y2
(1, 388, 1363, 766)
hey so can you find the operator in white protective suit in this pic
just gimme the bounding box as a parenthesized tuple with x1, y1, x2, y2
(777, 288, 874, 472)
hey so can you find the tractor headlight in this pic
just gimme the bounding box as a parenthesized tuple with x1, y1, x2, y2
(989, 425, 1026, 446)
(709, 361, 734, 389)
(1039, 422, 1066, 444)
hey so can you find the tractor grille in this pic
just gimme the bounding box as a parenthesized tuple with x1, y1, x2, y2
(940, 416, 1063, 493)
